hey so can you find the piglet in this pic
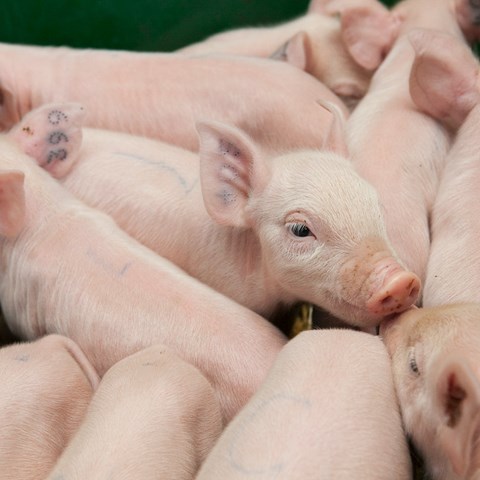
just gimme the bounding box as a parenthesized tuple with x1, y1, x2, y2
(0, 121, 287, 425)
(0, 334, 99, 480)
(381, 304, 480, 480)
(344, 0, 473, 289)
(178, 0, 400, 107)
(47, 344, 222, 480)
(404, 28, 480, 307)
(9, 101, 421, 329)
(0, 42, 347, 154)
(196, 329, 412, 480)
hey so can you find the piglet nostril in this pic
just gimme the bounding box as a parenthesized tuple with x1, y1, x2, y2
(407, 281, 420, 303)
(381, 295, 394, 307)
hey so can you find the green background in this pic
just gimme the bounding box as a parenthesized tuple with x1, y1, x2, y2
(2, 0, 397, 52)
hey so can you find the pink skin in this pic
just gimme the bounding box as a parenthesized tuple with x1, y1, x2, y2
(403, 28, 480, 308)
(380, 305, 480, 480)
(423, 102, 480, 307)
(344, 0, 475, 290)
(0, 42, 348, 154)
(0, 334, 99, 480)
(0, 131, 288, 425)
(197, 329, 412, 480)
(47, 345, 223, 480)
(9, 102, 420, 329)
(178, 0, 400, 108)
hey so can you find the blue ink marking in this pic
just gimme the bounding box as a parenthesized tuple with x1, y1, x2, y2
(114, 152, 198, 194)
(14, 353, 29, 362)
(227, 392, 312, 475)
(119, 262, 131, 276)
(86, 248, 133, 277)
(48, 110, 68, 125)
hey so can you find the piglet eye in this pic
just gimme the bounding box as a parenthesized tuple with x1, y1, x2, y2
(290, 223, 313, 238)
(408, 347, 420, 375)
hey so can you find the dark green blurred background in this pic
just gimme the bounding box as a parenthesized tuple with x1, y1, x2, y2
(1, 0, 397, 52)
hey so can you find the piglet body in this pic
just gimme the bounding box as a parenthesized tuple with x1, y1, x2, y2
(47, 344, 222, 480)
(196, 329, 412, 480)
(0, 42, 346, 153)
(423, 103, 480, 306)
(0, 334, 99, 480)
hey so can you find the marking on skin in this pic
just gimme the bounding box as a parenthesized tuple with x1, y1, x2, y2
(22, 126, 34, 136)
(114, 152, 198, 194)
(49, 131, 69, 145)
(227, 392, 312, 476)
(85, 248, 133, 277)
(14, 353, 29, 362)
(47, 149, 68, 164)
(48, 110, 68, 125)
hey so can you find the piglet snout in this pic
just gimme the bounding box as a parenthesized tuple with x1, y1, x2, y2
(367, 270, 421, 317)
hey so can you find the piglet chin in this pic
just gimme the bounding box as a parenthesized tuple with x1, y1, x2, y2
(379, 312, 402, 339)
(379, 305, 419, 339)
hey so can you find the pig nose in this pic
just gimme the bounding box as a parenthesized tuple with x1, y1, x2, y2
(367, 272, 421, 317)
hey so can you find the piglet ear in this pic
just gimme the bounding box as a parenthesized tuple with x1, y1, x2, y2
(337, 5, 401, 71)
(0, 170, 26, 238)
(196, 121, 269, 228)
(432, 355, 480, 477)
(270, 31, 310, 73)
(317, 100, 349, 156)
(8, 103, 85, 179)
(408, 28, 480, 130)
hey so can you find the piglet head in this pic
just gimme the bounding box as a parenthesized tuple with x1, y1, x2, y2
(271, 28, 369, 110)
(196, 106, 419, 328)
(381, 304, 480, 480)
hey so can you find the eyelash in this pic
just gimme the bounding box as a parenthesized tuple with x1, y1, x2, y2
(409, 347, 419, 375)
(290, 223, 311, 237)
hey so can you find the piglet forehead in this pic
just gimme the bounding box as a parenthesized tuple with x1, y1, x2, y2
(267, 150, 387, 236)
